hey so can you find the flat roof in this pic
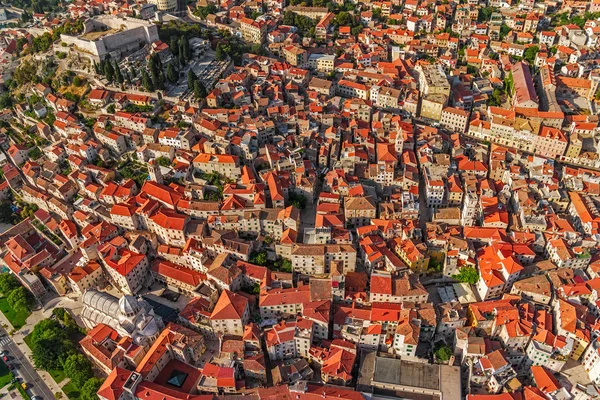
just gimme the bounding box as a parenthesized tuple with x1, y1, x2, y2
(373, 357, 440, 390)
(453, 283, 477, 304)
(439, 364, 461, 399)
(154, 359, 201, 394)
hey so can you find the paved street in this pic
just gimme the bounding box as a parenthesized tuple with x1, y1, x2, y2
(0, 327, 56, 400)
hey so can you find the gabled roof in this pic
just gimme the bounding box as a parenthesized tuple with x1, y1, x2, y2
(531, 365, 561, 394)
(210, 290, 248, 321)
(97, 367, 130, 400)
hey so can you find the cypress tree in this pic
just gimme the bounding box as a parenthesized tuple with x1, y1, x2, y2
(114, 61, 124, 84)
(141, 69, 154, 92)
(167, 63, 178, 83)
(187, 70, 197, 90)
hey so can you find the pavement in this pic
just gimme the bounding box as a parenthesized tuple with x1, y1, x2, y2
(0, 302, 67, 400)
(560, 358, 592, 389)
(299, 204, 317, 238)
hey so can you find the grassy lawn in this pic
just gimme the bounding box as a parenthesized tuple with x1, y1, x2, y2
(62, 381, 81, 399)
(0, 297, 30, 330)
(0, 361, 13, 388)
(23, 333, 66, 384)
(48, 369, 67, 384)
(22, 333, 31, 348)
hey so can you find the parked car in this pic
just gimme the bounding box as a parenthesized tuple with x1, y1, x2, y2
(6, 364, 13, 370)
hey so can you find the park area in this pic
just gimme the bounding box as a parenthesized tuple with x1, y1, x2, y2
(0, 296, 30, 330)
(62, 381, 81, 399)
(23, 333, 66, 385)
(0, 273, 34, 330)
(23, 310, 102, 399)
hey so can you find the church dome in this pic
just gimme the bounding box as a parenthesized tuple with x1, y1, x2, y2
(138, 317, 159, 338)
(118, 295, 139, 316)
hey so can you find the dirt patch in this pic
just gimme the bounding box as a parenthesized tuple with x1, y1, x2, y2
(80, 28, 120, 41)
(58, 80, 89, 97)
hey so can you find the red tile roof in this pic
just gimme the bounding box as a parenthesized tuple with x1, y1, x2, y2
(151, 259, 203, 288)
(210, 290, 248, 321)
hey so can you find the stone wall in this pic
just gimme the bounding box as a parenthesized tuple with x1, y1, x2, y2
(60, 16, 159, 62)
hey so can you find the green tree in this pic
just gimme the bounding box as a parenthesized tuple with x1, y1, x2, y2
(523, 45, 539, 65)
(73, 76, 84, 86)
(466, 65, 478, 75)
(32, 32, 53, 52)
(13, 60, 38, 86)
(193, 80, 207, 99)
(435, 345, 453, 362)
(16, 37, 29, 55)
(114, 61, 124, 84)
(333, 11, 352, 27)
(156, 70, 166, 90)
(499, 23, 511, 40)
(571, 15, 586, 28)
(141, 69, 154, 92)
(453, 267, 479, 285)
(428, 259, 442, 272)
(29, 147, 42, 160)
(177, 36, 189, 65)
(504, 71, 514, 94)
(63, 354, 94, 387)
(104, 59, 115, 83)
(550, 12, 570, 27)
(30, 319, 75, 371)
(155, 156, 171, 167)
(7, 286, 31, 312)
(280, 259, 292, 273)
(193, 4, 217, 19)
(20, 203, 38, 219)
(0, 92, 12, 109)
(169, 36, 179, 56)
(283, 11, 317, 36)
(0, 273, 21, 295)
(250, 251, 268, 266)
(288, 192, 306, 209)
(21, 10, 32, 22)
(250, 283, 260, 294)
(215, 43, 226, 61)
(187, 69, 198, 90)
(181, 36, 191, 62)
(52, 307, 81, 334)
(80, 378, 104, 400)
(283, 11, 295, 25)
(478, 6, 494, 23)
(489, 88, 504, 106)
(166, 63, 178, 83)
(149, 54, 161, 84)
(351, 25, 363, 36)
(0, 202, 13, 225)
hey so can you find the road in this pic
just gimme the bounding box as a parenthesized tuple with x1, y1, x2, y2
(0, 330, 56, 400)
